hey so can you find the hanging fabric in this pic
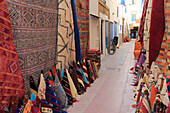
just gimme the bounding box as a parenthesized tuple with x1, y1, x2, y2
(57, 0, 76, 69)
(0, 0, 25, 111)
(138, 0, 149, 45)
(154, 0, 169, 72)
(71, 0, 81, 62)
(6, 0, 58, 92)
(75, 0, 90, 59)
(149, 0, 165, 68)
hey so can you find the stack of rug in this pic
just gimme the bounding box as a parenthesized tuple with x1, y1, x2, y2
(130, 1, 170, 112)
(0, 0, 95, 112)
(130, 59, 169, 112)
(134, 39, 142, 60)
(6, 0, 58, 92)
(1, 59, 100, 112)
(87, 49, 101, 70)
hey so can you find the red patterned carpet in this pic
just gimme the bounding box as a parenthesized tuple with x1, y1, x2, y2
(0, 0, 25, 111)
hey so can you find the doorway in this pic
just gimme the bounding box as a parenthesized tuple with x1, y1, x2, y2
(101, 20, 103, 54)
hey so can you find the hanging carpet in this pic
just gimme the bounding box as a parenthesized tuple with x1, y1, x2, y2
(57, 0, 75, 69)
(0, 0, 25, 112)
(149, 0, 165, 68)
(71, 0, 81, 62)
(138, 0, 149, 45)
(75, 0, 89, 59)
(6, 0, 58, 91)
(155, 0, 170, 71)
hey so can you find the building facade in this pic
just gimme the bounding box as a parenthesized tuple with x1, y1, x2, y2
(123, 0, 143, 38)
(89, 0, 123, 57)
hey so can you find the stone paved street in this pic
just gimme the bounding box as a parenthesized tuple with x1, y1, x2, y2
(70, 40, 136, 113)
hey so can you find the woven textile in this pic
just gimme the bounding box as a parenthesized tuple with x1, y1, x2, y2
(31, 101, 41, 113)
(45, 78, 61, 113)
(61, 69, 74, 105)
(48, 71, 54, 87)
(6, 0, 58, 91)
(71, 0, 81, 62)
(154, 36, 167, 69)
(87, 49, 101, 70)
(40, 99, 53, 113)
(38, 74, 46, 100)
(92, 62, 99, 78)
(134, 39, 142, 59)
(166, 77, 170, 101)
(57, 0, 75, 69)
(167, 102, 170, 113)
(160, 80, 169, 106)
(0, 0, 25, 111)
(166, 1, 170, 77)
(66, 69, 79, 99)
(86, 60, 95, 83)
(155, 1, 170, 72)
(53, 70, 68, 109)
(76, 62, 89, 89)
(69, 61, 83, 94)
(138, 0, 149, 45)
(141, 98, 151, 113)
(30, 76, 38, 98)
(89, 60, 97, 80)
(30, 93, 36, 104)
(149, 0, 165, 67)
(23, 100, 32, 113)
(75, 0, 89, 59)
(150, 85, 156, 111)
(81, 60, 90, 82)
(138, 53, 146, 66)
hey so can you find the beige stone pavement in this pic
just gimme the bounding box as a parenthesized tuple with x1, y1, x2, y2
(69, 40, 136, 113)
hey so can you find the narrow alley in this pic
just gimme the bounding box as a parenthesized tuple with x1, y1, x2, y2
(1, 0, 170, 112)
(70, 40, 136, 113)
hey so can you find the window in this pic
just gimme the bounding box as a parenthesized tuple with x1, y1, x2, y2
(132, 0, 134, 4)
(125, 6, 127, 13)
(131, 14, 136, 21)
(117, 7, 119, 17)
(132, 0, 136, 5)
(121, 0, 125, 5)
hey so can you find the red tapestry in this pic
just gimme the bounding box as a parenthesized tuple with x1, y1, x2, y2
(76, 0, 89, 59)
(0, 0, 25, 112)
(149, 0, 165, 68)
(138, 0, 149, 45)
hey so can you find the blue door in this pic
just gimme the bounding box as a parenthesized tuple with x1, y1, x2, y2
(110, 23, 113, 44)
(105, 22, 108, 48)
(114, 22, 118, 37)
